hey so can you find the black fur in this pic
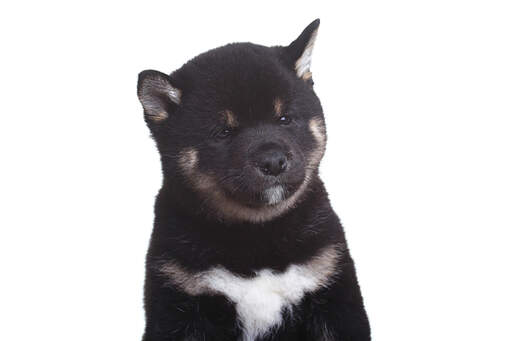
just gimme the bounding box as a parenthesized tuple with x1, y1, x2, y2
(138, 19, 370, 341)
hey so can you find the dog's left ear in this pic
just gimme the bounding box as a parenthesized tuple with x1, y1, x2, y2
(282, 19, 320, 81)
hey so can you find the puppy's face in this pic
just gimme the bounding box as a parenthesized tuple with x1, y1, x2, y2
(138, 20, 326, 223)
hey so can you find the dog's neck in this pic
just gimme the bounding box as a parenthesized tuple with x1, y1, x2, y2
(160, 169, 323, 224)
(148, 174, 344, 275)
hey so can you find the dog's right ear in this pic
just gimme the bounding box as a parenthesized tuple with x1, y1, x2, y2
(137, 70, 181, 122)
(282, 19, 320, 82)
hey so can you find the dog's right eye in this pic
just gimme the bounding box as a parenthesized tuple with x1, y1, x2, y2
(278, 115, 292, 125)
(217, 127, 233, 139)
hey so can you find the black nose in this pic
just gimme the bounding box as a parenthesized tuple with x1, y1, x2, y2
(255, 148, 288, 176)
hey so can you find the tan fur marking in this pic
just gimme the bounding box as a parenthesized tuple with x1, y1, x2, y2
(178, 148, 215, 191)
(149, 112, 168, 122)
(222, 110, 238, 127)
(302, 71, 313, 81)
(178, 116, 326, 223)
(178, 148, 199, 172)
(160, 243, 341, 296)
(274, 98, 284, 117)
(309, 116, 327, 150)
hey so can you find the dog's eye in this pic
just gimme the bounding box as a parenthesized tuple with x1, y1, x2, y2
(278, 115, 292, 125)
(217, 127, 233, 139)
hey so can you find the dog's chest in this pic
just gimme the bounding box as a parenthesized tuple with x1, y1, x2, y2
(160, 245, 339, 341)
(203, 266, 321, 340)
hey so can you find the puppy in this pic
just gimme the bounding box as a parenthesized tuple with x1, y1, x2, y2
(137, 19, 371, 341)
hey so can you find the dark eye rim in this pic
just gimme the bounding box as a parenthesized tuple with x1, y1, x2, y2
(278, 115, 292, 125)
(216, 127, 233, 139)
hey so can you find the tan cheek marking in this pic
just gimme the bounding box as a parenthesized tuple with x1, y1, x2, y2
(178, 148, 198, 172)
(309, 116, 327, 148)
(303, 116, 327, 183)
(274, 98, 284, 117)
(178, 148, 216, 191)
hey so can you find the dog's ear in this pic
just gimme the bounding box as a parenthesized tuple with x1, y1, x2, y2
(282, 19, 320, 82)
(137, 70, 181, 122)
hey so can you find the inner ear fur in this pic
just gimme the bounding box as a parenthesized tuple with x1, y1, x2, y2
(282, 19, 320, 81)
(137, 70, 181, 122)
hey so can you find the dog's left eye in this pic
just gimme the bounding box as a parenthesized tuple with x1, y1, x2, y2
(217, 127, 233, 139)
(278, 115, 292, 125)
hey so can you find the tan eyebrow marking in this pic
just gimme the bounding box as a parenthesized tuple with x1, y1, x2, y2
(274, 98, 284, 117)
(302, 71, 313, 81)
(221, 110, 238, 127)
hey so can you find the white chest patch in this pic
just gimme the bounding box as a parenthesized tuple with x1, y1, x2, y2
(160, 245, 340, 341)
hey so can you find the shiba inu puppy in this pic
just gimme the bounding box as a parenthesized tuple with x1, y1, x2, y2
(138, 19, 370, 341)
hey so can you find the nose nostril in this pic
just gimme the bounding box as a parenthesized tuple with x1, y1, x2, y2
(258, 157, 287, 176)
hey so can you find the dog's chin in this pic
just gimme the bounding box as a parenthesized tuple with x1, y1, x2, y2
(222, 181, 301, 209)
(262, 185, 287, 206)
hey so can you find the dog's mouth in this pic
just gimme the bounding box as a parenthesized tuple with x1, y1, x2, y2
(220, 177, 303, 208)
(212, 153, 307, 209)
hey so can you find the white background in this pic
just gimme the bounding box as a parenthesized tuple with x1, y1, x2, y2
(1, 1, 511, 340)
